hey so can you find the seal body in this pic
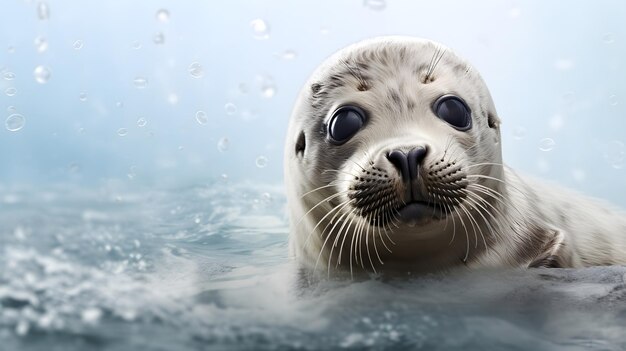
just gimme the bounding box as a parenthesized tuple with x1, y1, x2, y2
(284, 36, 626, 274)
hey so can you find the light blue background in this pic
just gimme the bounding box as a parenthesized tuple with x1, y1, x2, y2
(1, 0, 625, 204)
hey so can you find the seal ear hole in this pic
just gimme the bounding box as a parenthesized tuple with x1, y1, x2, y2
(295, 131, 306, 156)
(487, 113, 498, 129)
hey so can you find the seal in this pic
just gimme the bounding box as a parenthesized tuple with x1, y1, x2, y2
(284, 36, 626, 275)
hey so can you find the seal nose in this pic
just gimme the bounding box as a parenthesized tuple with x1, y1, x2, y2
(386, 147, 428, 182)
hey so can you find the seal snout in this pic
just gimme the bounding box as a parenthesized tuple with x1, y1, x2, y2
(386, 146, 428, 201)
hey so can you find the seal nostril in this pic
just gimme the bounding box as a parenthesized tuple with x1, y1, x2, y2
(387, 150, 410, 182)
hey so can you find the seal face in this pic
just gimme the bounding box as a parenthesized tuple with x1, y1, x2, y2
(284, 36, 626, 274)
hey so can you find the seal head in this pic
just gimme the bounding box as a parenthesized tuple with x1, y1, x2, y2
(285, 36, 504, 273)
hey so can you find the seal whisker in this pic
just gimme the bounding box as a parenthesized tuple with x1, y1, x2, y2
(313, 199, 355, 275)
(363, 213, 378, 273)
(337, 208, 359, 268)
(461, 193, 493, 250)
(301, 191, 352, 250)
(456, 199, 480, 249)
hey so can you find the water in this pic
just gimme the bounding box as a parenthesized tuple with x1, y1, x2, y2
(1, 183, 626, 350)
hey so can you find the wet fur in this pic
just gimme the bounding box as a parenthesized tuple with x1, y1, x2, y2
(284, 36, 626, 275)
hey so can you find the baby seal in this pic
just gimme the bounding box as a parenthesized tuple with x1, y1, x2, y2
(284, 36, 626, 274)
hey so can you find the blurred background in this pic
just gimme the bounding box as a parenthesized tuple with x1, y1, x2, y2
(1, 0, 625, 202)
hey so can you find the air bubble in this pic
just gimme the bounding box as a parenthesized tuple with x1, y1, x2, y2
(188, 62, 203, 78)
(153, 32, 165, 45)
(137, 118, 147, 127)
(33, 65, 51, 84)
(79, 92, 87, 101)
(6, 114, 25, 131)
(5, 87, 17, 97)
(133, 77, 148, 89)
(73, 40, 84, 50)
(538, 138, 555, 152)
(7, 106, 16, 113)
(34, 36, 48, 53)
(37, 2, 50, 20)
(195, 110, 208, 125)
(257, 75, 276, 98)
(217, 137, 229, 152)
(224, 102, 237, 115)
(609, 94, 618, 106)
(117, 128, 128, 137)
(255, 155, 268, 168)
(250, 19, 270, 40)
(363, 0, 386, 11)
(132, 41, 142, 50)
(3, 72, 15, 80)
(156, 9, 170, 22)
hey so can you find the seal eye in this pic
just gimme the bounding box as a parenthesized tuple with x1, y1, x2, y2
(328, 106, 365, 144)
(433, 95, 472, 131)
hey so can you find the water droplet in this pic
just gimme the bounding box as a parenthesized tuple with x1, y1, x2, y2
(6, 114, 25, 132)
(137, 118, 147, 127)
(188, 62, 203, 78)
(132, 41, 142, 49)
(609, 94, 618, 106)
(261, 192, 271, 201)
(117, 128, 128, 137)
(217, 137, 229, 152)
(604, 140, 625, 169)
(73, 40, 84, 50)
(37, 2, 50, 20)
(33, 65, 51, 84)
(195, 110, 208, 125)
(5, 87, 17, 97)
(79, 92, 87, 101)
(81, 308, 102, 324)
(156, 9, 170, 22)
(538, 138, 556, 152)
(34, 36, 48, 53)
(512, 126, 526, 140)
(153, 32, 165, 45)
(281, 50, 297, 60)
(255, 155, 268, 168)
(603, 32, 615, 44)
(3, 72, 15, 80)
(224, 102, 237, 115)
(257, 75, 276, 98)
(363, 0, 386, 11)
(15, 320, 30, 336)
(133, 77, 148, 89)
(167, 93, 179, 105)
(221, 173, 228, 180)
(262, 85, 276, 98)
(250, 19, 270, 40)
